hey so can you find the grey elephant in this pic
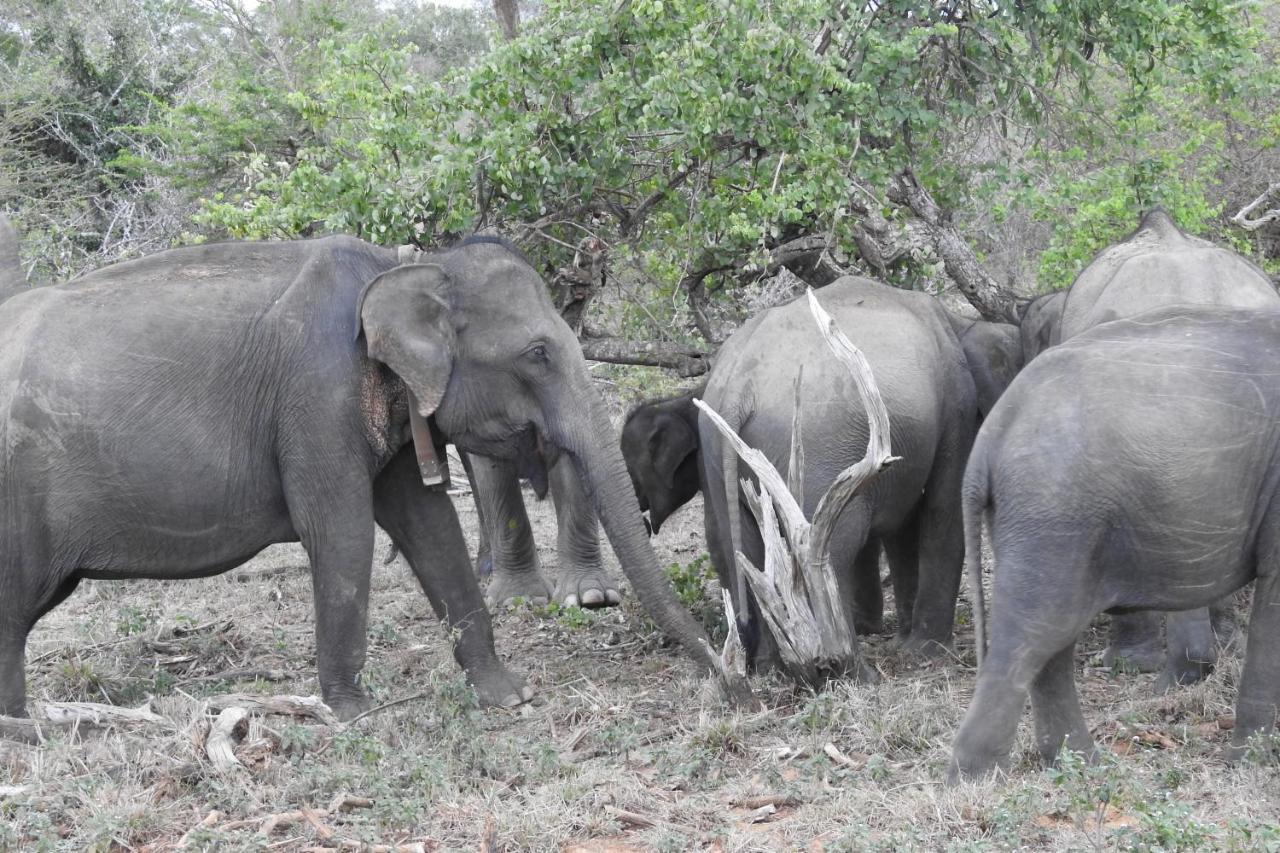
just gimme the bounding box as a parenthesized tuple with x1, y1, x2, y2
(699, 276, 979, 661)
(944, 314, 1025, 418)
(0, 234, 722, 720)
(949, 306, 1280, 781)
(1016, 290, 1065, 362)
(1055, 209, 1280, 685)
(620, 307, 1025, 650)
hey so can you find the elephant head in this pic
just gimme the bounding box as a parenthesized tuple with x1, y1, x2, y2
(945, 313, 1025, 418)
(356, 237, 720, 674)
(620, 390, 703, 535)
(1016, 290, 1065, 362)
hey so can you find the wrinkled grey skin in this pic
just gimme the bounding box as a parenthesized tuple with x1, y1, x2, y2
(701, 276, 978, 661)
(0, 217, 25, 301)
(465, 453, 618, 608)
(0, 235, 718, 720)
(945, 314, 1025, 418)
(949, 307, 1280, 782)
(1056, 210, 1280, 685)
(1016, 290, 1065, 363)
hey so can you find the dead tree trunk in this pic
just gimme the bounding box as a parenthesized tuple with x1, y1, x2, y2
(694, 289, 900, 687)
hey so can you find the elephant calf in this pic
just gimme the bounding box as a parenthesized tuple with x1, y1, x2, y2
(949, 306, 1280, 781)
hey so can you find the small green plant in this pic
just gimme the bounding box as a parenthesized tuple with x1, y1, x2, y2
(538, 601, 598, 630)
(1120, 797, 1218, 852)
(665, 553, 727, 639)
(115, 604, 152, 637)
(1048, 748, 1132, 849)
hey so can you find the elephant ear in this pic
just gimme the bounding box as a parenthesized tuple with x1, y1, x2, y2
(650, 413, 698, 488)
(356, 263, 455, 416)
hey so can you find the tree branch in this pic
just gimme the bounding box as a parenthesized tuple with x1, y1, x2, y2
(887, 170, 1019, 322)
(580, 336, 710, 376)
(1232, 182, 1280, 232)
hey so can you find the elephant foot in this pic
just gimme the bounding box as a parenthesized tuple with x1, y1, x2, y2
(554, 567, 621, 609)
(1101, 641, 1164, 674)
(897, 634, 951, 660)
(485, 569, 552, 608)
(853, 615, 885, 635)
(469, 666, 535, 709)
(325, 691, 374, 722)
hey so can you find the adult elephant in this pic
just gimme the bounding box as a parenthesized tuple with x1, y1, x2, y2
(624, 311, 1024, 535)
(949, 307, 1280, 781)
(701, 276, 978, 660)
(1056, 209, 1280, 685)
(0, 235, 720, 720)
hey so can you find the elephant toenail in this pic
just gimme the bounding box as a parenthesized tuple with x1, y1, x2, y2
(521, 685, 535, 701)
(605, 589, 622, 604)
(581, 589, 605, 606)
(502, 693, 521, 708)
(564, 594, 580, 607)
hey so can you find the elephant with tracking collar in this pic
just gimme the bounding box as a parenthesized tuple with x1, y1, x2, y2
(0, 234, 723, 720)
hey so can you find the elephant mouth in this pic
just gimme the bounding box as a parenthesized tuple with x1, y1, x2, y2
(512, 426, 552, 499)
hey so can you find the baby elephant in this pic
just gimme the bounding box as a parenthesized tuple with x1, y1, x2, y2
(949, 306, 1280, 782)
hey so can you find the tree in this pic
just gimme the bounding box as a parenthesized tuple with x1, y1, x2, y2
(176, 0, 1263, 337)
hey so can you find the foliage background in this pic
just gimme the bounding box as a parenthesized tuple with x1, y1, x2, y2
(1, 0, 1278, 338)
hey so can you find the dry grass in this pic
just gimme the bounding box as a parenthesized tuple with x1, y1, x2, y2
(3, 481, 1280, 850)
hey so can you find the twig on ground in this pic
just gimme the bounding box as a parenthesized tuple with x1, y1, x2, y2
(205, 694, 338, 725)
(186, 668, 291, 684)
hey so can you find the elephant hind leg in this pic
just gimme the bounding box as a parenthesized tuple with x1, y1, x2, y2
(883, 526, 919, 641)
(949, 551, 1094, 783)
(1157, 608, 1216, 693)
(1031, 641, 1094, 764)
(1103, 611, 1165, 674)
(851, 538, 884, 635)
(1227, 570, 1280, 762)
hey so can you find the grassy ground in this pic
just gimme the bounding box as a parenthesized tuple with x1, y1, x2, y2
(3, 438, 1280, 849)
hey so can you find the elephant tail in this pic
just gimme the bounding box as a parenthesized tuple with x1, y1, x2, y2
(963, 446, 991, 668)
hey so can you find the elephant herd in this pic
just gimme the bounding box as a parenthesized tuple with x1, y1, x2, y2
(0, 210, 1277, 784)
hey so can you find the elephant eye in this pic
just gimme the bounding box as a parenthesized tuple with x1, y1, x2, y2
(525, 343, 550, 364)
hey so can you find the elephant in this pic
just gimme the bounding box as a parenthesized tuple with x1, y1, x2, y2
(948, 306, 1280, 781)
(1054, 209, 1280, 685)
(699, 276, 979, 661)
(0, 234, 721, 721)
(1016, 290, 1065, 363)
(944, 314, 1025, 418)
(620, 387, 704, 537)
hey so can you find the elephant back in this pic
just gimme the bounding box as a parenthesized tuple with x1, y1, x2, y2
(1059, 210, 1278, 340)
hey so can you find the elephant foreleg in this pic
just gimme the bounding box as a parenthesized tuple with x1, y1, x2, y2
(374, 448, 531, 709)
(289, 480, 376, 721)
(549, 455, 618, 607)
(467, 454, 552, 607)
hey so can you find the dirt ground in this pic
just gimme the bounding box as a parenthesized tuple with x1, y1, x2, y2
(4, 440, 1280, 850)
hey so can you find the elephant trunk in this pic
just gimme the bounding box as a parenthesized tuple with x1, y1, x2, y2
(553, 394, 723, 676)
